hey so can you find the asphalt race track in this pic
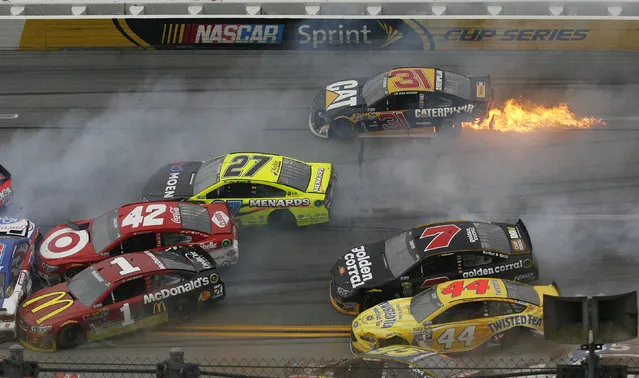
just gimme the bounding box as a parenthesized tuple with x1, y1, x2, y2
(1, 50, 639, 366)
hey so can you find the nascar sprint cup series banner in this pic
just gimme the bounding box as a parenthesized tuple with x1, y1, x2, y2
(16, 18, 639, 51)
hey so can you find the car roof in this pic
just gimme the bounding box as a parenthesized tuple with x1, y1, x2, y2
(386, 67, 439, 96)
(217, 152, 284, 184)
(409, 219, 522, 258)
(94, 252, 167, 283)
(434, 278, 541, 306)
(117, 201, 211, 235)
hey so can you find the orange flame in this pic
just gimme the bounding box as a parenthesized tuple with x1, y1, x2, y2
(467, 98, 606, 133)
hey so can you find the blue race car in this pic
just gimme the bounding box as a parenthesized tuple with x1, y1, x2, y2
(0, 216, 39, 340)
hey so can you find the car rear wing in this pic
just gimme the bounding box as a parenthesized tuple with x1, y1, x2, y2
(515, 218, 533, 252)
(468, 75, 492, 103)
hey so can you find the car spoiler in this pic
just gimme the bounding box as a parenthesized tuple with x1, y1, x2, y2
(515, 218, 533, 252)
(552, 281, 561, 296)
(468, 75, 492, 103)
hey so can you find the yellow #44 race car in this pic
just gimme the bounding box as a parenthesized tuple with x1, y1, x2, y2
(350, 278, 560, 354)
(142, 152, 336, 228)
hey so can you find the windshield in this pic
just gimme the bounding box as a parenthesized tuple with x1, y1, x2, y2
(361, 72, 387, 107)
(193, 156, 225, 194)
(155, 250, 197, 271)
(90, 209, 121, 254)
(410, 286, 444, 323)
(384, 230, 419, 277)
(68, 266, 111, 307)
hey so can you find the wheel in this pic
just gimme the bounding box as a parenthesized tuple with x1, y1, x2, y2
(57, 324, 85, 350)
(328, 118, 355, 139)
(172, 298, 196, 323)
(63, 265, 85, 281)
(267, 210, 297, 229)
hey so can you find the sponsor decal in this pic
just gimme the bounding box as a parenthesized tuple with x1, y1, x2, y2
(443, 28, 589, 42)
(487, 314, 543, 333)
(199, 290, 211, 302)
(0, 217, 19, 224)
(462, 260, 524, 278)
(511, 239, 526, 252)
(185, 250, 212, 270)
(83, 308, 110, 334)
(297, 21, 403, 49)
(199, 241, 218, 250)
(523, 259, 533, 269)
(213, 283, 224, 298)
(164, 163, 184, 199)
(170, 207, 181, 224)
(313, 168, 325, 192)
(514, 272, 535, 282)
(144, 251, 166, 270)
(0, 244, 4, 261)
(0, 187, 12, 203)
(377, 302, 403, 328)
(338, 266, 346, 276)
(153, 301, 167, 314)
(144, 276, 210, 304)
(270, 160, 282, 176)
(491, 279, 502, 295)
(483, 250, 509, 259)
(248, 198, 311, 207)
(476, 81, 486, 98)
(344, 246, 373, 289)
(353, 321, 359, 328)
(211, 211, 229, 228)
(22, 291, 73, 325)
(415, 104, 475, 118)
(507, 227, 520, 239)
(466, 227, 478, 243)
(435, 70, 443, 91)
(190, 24, 284, 45)
(325, 80, 358, 111)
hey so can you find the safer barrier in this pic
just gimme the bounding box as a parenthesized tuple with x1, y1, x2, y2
(5, 17, 639, 51)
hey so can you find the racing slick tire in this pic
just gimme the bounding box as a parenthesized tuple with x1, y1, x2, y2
(57, 324, 85, 350)
(63, 265, 86, 281)
(172, 298, 196, 323)
(328, 118, 355, 139)
(267, 210, 297, 229)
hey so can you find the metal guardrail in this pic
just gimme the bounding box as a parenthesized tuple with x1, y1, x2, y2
(0, 0, 638, 17)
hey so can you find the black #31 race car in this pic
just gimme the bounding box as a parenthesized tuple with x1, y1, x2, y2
(309, 67, 493, 139)
(329, 219, 537, 315)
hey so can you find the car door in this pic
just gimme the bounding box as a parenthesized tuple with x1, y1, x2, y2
(421, 300, 489, 353)
(205, 182, 286, 226)
(360, 94, 420, 135)
(406, 254, 459, 297)
(89, 275, 148, 342)
(107, 232, 158, 257)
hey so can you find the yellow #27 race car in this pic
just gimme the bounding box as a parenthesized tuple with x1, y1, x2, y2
(142, 152, 336, 228)
(350, 278, 560, 354)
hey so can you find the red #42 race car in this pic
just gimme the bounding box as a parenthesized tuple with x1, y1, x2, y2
(18, 246, 225, 352)
(35, 201, 238, 285)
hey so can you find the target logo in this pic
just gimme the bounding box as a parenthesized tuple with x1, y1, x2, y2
(40, 228, 90, 260)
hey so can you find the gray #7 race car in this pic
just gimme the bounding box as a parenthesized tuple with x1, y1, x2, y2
(309, 67, 493, 139)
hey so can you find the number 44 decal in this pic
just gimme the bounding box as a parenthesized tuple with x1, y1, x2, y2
(436, 326, 476, 349)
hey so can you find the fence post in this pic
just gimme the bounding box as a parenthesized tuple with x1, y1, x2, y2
(0, 344, 39, 378)
(156, 347, 201, 378)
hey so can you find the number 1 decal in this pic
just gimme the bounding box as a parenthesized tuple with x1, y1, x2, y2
(111, 256, 141, 276)
(120, 303, 134, 326)
(420, 224, 461, 251)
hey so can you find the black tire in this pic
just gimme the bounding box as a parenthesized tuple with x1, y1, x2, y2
(328, 118, 355, 139)
(63, 265, 85, 281)
(267, 210, 297, 229)
(172, 298, 196, 323)
(57, 324, 85, 350)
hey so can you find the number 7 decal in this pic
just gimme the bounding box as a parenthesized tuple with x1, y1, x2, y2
(420, 224, 461, 251)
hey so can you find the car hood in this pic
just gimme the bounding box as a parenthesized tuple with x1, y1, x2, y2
(141, 161, 203, 201)
(18, 284, 87, 327)
(38, 224, 98, 264)
(353, 298, 418, 331)
(331, 242, 395, 291)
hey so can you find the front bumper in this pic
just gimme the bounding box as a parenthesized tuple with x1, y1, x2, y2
(309, 112, 329, 139)
(328, 281, 360, 316)
(17, 317, 55, 352)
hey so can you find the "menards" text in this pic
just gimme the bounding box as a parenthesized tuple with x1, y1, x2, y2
(249, 198, 310, 207)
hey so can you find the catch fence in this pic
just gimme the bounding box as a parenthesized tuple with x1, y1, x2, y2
(1, 344, 639, 377)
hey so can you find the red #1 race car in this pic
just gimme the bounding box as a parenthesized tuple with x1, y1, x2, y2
(18, 246, 225, 352)
(35, 201, 238, 285)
